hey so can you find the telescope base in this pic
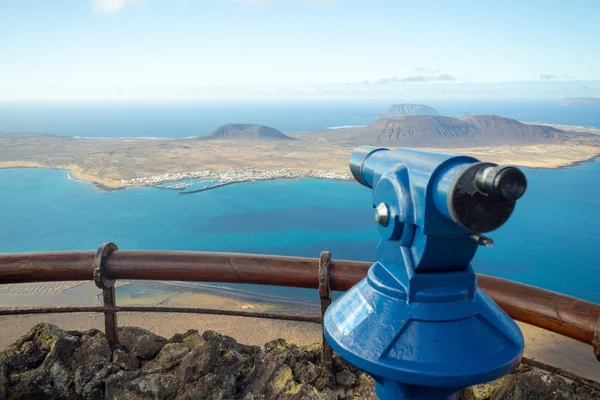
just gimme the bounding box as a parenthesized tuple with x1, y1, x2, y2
(376, 381, 460, 400)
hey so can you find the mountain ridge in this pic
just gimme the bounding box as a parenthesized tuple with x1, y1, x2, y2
(318, 114, 569, 146)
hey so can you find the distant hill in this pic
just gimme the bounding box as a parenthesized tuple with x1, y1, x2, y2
(459, 115, 566, 143)
(559, 97, 600, 107)
(385, 103, 440, 116)
(200, 124, 293, 140)
(330, 115, 568, 146)
(368, 115, 475, 141)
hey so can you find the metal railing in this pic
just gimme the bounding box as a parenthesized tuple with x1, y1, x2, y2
(1, 242, 599, 388)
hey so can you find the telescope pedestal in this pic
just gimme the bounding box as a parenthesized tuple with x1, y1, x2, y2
(324, 260, 523, 400)
(375, 382, 459, 400)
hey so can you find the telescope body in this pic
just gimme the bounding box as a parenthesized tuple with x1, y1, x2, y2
(325, 147, 525, 400)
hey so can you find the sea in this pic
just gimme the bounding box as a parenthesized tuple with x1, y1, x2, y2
(0, 99, 599, 304)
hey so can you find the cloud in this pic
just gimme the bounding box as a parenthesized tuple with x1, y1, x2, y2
(540, 74, 556, 80)
(93, 0, 334, 13)
(413, 66, 439, 74)
(369, 74, 456, 84)
(92, 0, 146, 14)
(564, 74, 576, 79)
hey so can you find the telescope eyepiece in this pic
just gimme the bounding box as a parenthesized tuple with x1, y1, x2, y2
(474, 165, 527, 201)
(443, 162, 527, 233)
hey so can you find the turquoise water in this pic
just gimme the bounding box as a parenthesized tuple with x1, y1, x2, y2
(0, 171, 371, 255)
(0, 162, 599, 304)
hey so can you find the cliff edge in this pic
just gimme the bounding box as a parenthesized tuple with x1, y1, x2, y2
(1, 323, 598, 399)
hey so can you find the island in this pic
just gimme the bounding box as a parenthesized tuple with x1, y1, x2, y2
(559, 97, 600, 107)
(199, 123, 294, 140)
(1, 116, 599, 190)
(385, 103, 440, 116)
(363, 102, 440, 118)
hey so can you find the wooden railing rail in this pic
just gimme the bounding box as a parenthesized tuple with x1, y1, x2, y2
(1, 249, 598, 345)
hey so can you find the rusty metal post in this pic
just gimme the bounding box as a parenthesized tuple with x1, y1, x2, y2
(93, 242, 119, 346)
(593, 317, 600, 362)
(319, 251, 333, 370)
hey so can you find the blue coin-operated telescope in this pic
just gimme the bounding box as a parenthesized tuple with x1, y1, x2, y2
(324, 147, 527, 400)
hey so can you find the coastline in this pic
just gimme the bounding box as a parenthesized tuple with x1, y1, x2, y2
(0, 161, 126, 190)
(1, 146, 600, 192)
(0, 163, 354, 192)
(548, 151, 600, 170)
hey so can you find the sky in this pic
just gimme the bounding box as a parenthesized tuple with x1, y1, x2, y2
(0, 0, 599, 100)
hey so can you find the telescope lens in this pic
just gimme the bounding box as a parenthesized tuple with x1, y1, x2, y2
(474, 166, 527, 201)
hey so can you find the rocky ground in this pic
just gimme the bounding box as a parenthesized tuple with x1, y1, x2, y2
(0, 323, 598, 399)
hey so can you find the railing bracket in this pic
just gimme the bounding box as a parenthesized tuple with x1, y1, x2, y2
(93, 242, 119, 346)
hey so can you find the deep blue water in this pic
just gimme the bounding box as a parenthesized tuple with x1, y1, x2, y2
(0, 100, 599, 304)
(0, 99, 599, 138)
